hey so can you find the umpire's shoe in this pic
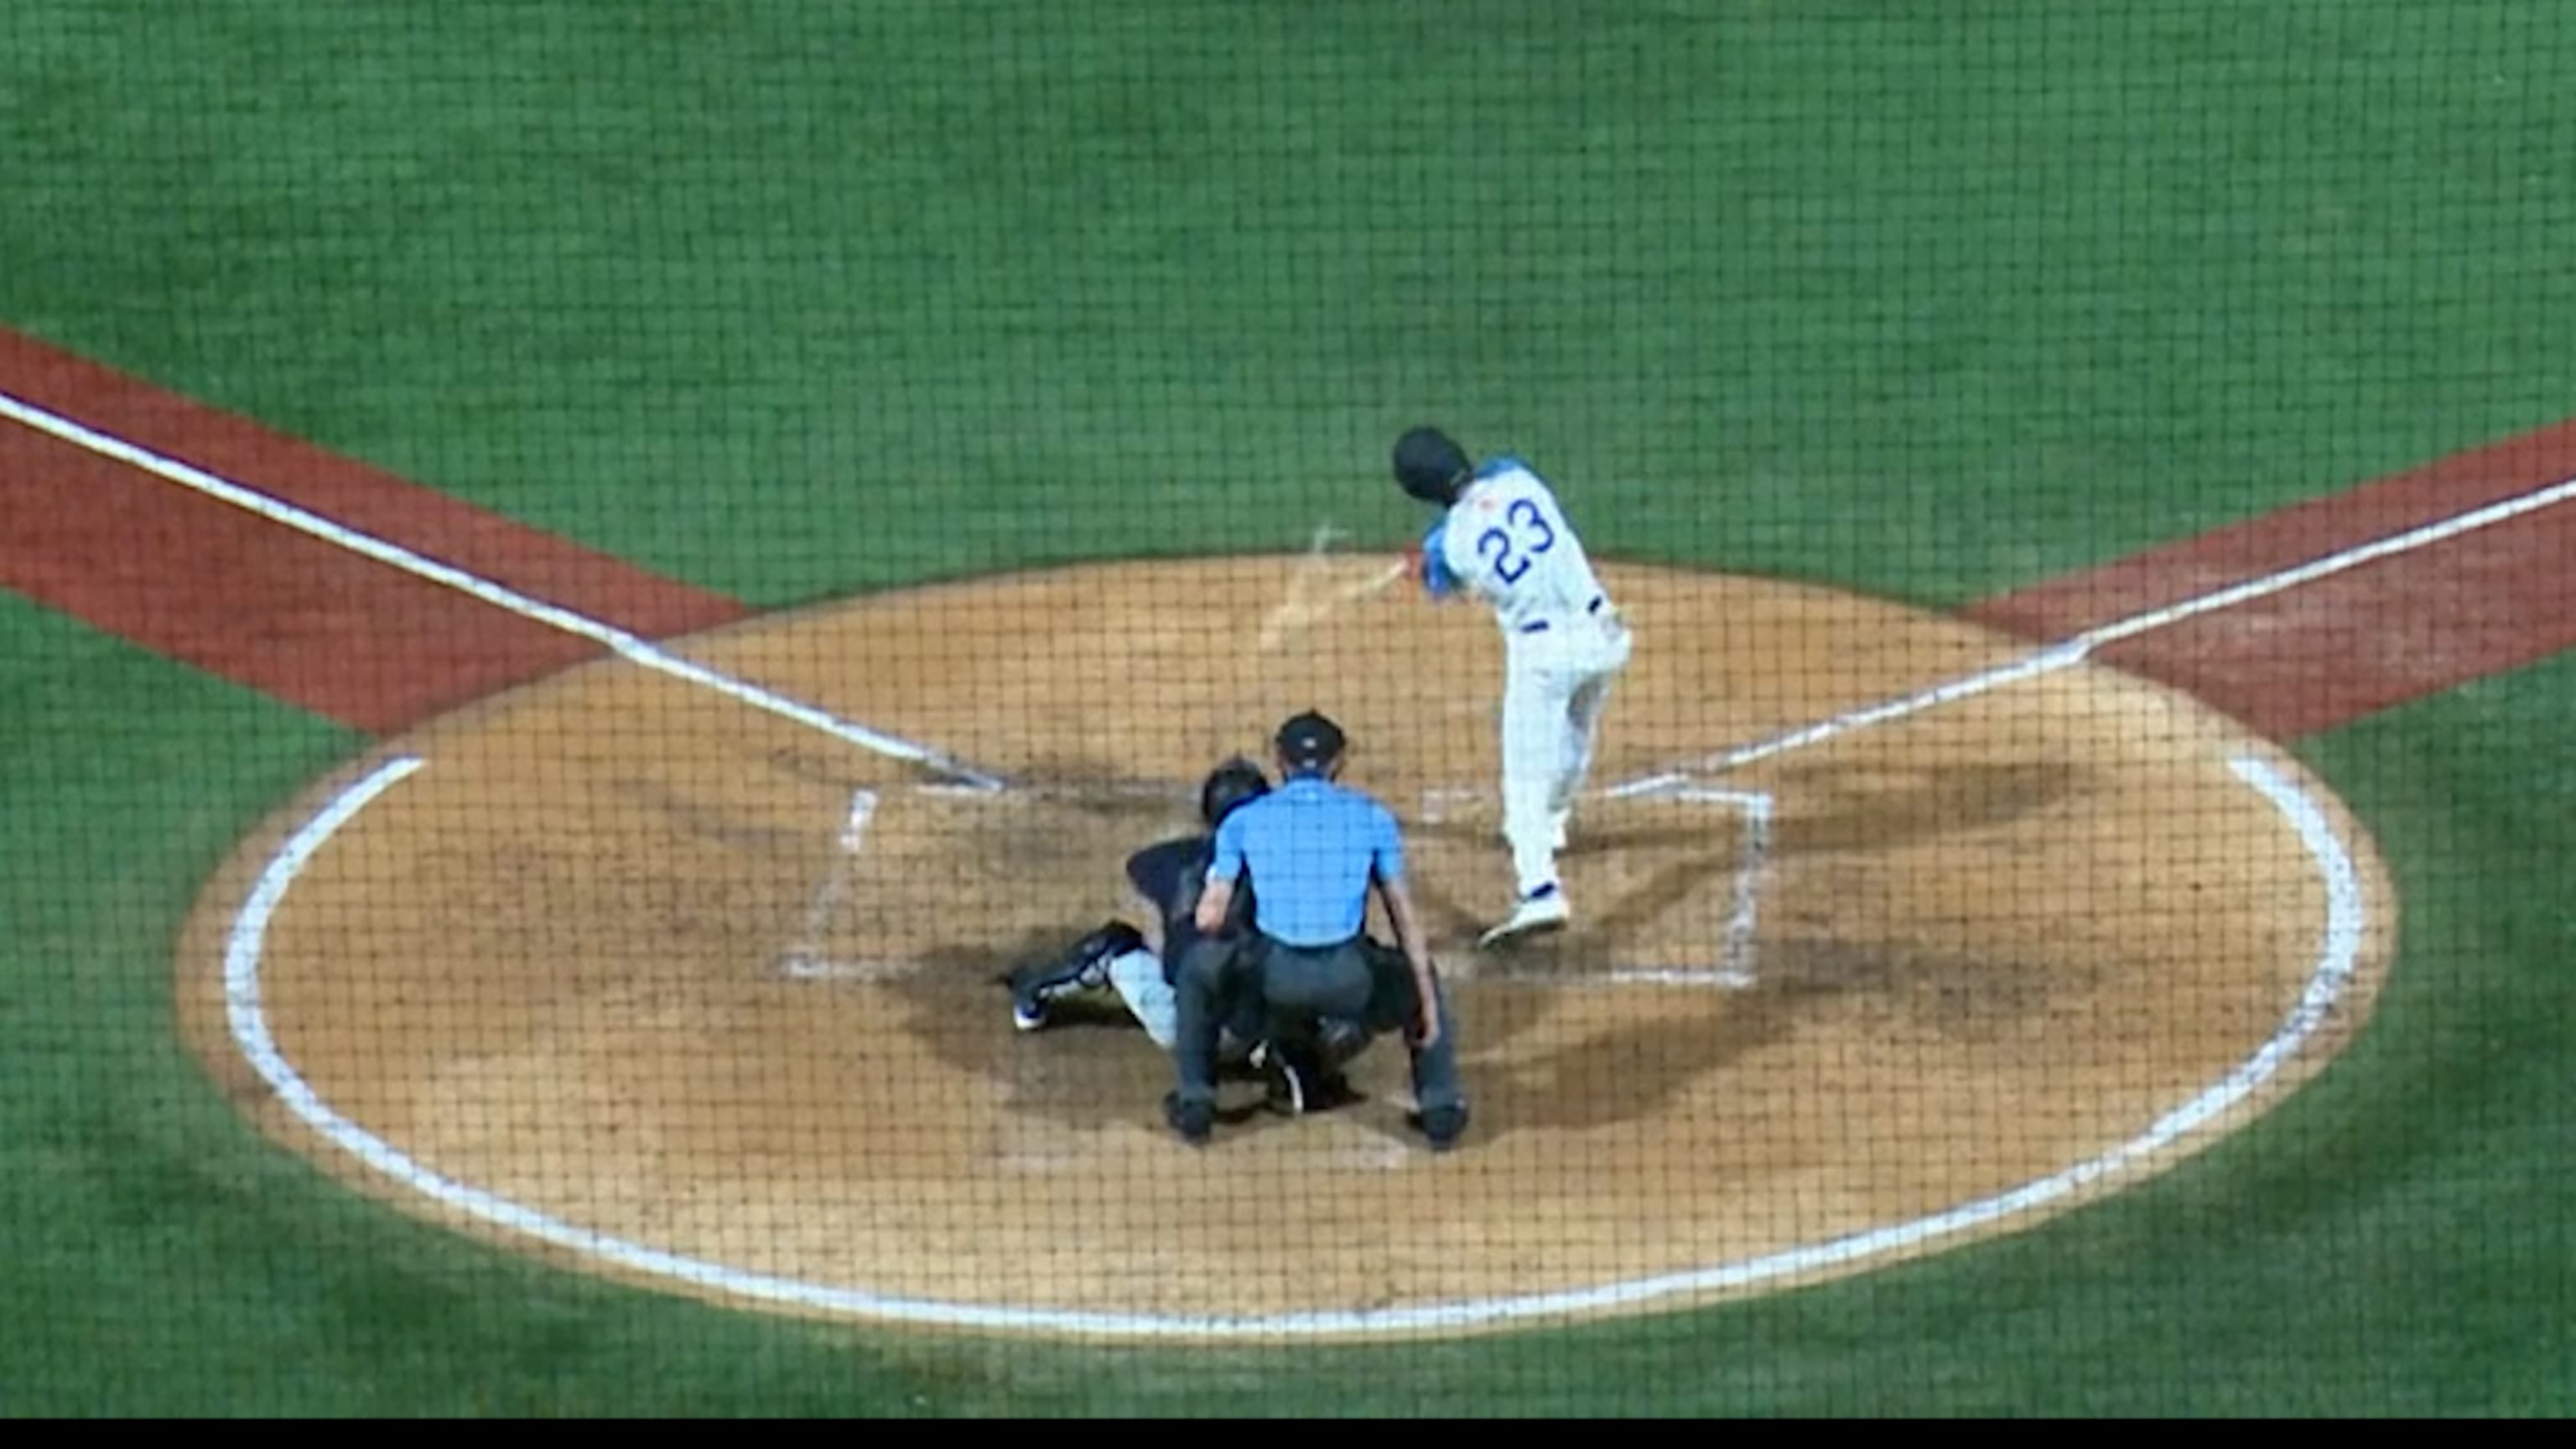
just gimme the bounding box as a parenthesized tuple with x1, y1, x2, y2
(1411, 1104, 1471, 1153)
(1163, 1092, 1213, 1146)
(1008, 920, 1145, 1031)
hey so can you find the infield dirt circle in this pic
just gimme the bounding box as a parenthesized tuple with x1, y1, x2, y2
(178, 553, 2395, 1340)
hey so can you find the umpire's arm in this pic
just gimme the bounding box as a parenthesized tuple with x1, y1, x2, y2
(1193, 880, 1235, 936)
(1192, 807, 1249, 935)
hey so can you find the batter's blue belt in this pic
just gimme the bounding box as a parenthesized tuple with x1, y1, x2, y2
(1518, 595, 1607, 635)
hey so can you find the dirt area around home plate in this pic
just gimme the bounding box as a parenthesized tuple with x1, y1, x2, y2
(176, 553, 2395, 1339)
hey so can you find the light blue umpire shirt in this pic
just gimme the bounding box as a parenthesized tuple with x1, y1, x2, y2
(1205, 772, 1405, 948)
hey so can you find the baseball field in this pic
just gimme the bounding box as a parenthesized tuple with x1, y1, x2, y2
(4, 0, 2573, 1416)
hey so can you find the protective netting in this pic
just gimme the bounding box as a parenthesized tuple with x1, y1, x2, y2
(1, 0, 2569, 1416)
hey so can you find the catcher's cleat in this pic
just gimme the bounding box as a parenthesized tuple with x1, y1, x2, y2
(1008, 919, 1145, 1030)
(1256, 1040, 1357, 1116)
(1259, 1041, 1311, 1115)
(1317, 1016, 1371, 1070)
(1478, 885, 1569, 948)
(1264, 1049, 1309, 1115)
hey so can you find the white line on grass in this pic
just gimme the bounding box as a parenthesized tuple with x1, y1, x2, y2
(1608, 475, 2576, 793)
(225, 750, 2362, 1339)
(0, 390, 1006, 792)
(2072, 475, 2576, 648)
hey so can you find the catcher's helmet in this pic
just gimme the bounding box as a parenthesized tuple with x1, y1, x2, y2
(1200, 756, 1270, 828)
(1393, 426, 1472, 505)
(1274, 709, 1348, 773)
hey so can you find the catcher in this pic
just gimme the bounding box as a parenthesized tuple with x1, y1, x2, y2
(1000, 757, 1368, 1112)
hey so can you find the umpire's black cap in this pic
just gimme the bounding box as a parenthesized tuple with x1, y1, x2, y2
(1274, 709, 1348, 772)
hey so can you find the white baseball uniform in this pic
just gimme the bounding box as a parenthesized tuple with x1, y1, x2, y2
(1104, 946, 1179, 1047)
(1423, 454, 1633, 902)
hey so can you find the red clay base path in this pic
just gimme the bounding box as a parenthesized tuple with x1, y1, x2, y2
(3, 320, 2572, 735)
(0, 328, 744, 733)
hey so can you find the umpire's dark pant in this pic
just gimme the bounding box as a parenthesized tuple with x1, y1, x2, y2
(1172, 933, 1463, 1114)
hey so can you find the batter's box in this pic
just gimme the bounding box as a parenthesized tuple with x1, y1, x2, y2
(1415, 781, 1774, 989)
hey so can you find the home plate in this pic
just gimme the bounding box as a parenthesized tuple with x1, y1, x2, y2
(778, 955, 921, 983)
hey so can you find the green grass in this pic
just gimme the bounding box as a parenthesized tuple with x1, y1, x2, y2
(1, 0, 2572, 1416)
(6, 2, 2575, 605)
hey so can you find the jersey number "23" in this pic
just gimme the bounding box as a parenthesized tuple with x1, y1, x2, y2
(1476, 499, 1556, 586)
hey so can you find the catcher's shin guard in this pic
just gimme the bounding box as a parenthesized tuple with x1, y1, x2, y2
(1009, 920, 1146, 1031)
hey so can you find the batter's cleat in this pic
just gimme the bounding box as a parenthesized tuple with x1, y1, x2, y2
(1413, 1103, 1470, 1152)
(1478, 885, 1570, 948)
(1163, 1092, 1213, 1146)
(1007, 920, 1145, 1030)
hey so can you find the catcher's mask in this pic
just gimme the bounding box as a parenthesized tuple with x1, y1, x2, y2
(1393, 426, 1472, 505)
(1200, 756, 1270, 828)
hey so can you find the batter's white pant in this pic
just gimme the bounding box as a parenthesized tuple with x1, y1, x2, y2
(1501, 613, 1633, 898)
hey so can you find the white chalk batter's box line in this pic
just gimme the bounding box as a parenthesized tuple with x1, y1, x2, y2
(772, 778, 1773, 989)
(1421, 780, 1773, 988)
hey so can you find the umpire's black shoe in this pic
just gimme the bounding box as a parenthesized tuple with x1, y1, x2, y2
(1163, 1092, 1213, 1146)
(1413, 1104, 1470, 1152)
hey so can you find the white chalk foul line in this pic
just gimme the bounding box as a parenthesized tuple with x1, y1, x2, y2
(1610, 473, 2576, 792)
(2075, 474, 2576, 648)
(229, 750, 2366, 1339)
(1607, 643, 2096, 797)
(0, 390, 1005, 792)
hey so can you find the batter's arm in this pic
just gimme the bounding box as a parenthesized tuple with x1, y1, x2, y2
(1411, 517, 1464, 600)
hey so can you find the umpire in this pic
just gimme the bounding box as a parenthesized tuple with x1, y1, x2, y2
(1165, 709, 1469, 1151)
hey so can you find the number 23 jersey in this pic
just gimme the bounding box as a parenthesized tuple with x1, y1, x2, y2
(1431, 456, 1610, 635)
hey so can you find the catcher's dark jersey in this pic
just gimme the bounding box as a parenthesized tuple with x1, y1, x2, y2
(1125, 834, 1256, 983)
